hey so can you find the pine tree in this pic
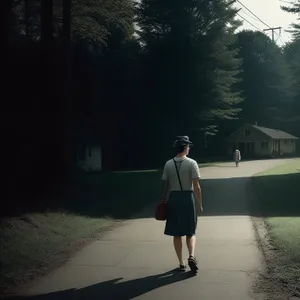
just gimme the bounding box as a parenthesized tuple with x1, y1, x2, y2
(283, 39, 300, 122)
(281, 0, 300, 39)
(235, 30, 294, 128)
(10, 0, 135, 45)
(135, 0, 243, 138)
(73, 0, 135, 44)
(281, 2, 300, 125)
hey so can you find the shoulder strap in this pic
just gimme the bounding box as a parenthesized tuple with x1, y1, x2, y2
(173, 159, 183, 191)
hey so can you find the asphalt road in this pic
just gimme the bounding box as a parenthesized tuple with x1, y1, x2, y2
(9, 159, 296, 300)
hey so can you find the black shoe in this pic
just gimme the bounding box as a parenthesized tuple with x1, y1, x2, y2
(188, 256, 198, 274)
(178, 264, 186, 272)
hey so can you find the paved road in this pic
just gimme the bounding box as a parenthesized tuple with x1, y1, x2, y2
(10, 159, 296, 300)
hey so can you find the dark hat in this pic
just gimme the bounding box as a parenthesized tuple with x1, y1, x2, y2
(172, 136, 193, 148)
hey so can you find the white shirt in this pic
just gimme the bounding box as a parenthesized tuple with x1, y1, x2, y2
(234, 150, 241, 160)
(161, 157, 201, 191)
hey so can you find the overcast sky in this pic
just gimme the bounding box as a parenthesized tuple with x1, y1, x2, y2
(234, 0, 298, 45)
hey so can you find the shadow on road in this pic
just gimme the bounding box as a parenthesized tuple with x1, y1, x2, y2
(4, 269, 193, 300)
(134, 172, 300, 219)
(133, 177, 252, 218)
(251, 172, 300, 217)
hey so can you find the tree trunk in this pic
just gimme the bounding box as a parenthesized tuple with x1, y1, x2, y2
(0, 0, 13, 50)
(25, 0, 29, 37)
(63, 0, 74, 172)
(41, 0, 53, 44)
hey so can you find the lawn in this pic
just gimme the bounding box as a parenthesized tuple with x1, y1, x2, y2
(65, 169, 162, 218)
(0, 169, 162, 294)
(1, 161, 220, 293)
(252, 159, 300, 284)
(198, 161, 227, 168)
(0, 212, 113, 292)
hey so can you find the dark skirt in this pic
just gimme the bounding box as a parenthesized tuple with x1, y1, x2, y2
(164, 191, 198, 237)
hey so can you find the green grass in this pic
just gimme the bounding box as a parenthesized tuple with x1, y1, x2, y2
(266, 217, 300, 282)
(253, 161, 300, 216)
(0, 212, 113, 291)
(1, 161, 224, 293)
(198, 162, 225, 168)
(253, 160, 300, 284)
(67, 169, 162, 219)
(0, 169, 163, 292)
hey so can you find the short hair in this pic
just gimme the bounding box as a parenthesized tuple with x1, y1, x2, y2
(175, 144, 187, 154)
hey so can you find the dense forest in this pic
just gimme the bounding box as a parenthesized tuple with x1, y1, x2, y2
(1, 0, 300, 212)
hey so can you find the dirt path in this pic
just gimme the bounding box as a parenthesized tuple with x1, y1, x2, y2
(7, 159, 296, 300)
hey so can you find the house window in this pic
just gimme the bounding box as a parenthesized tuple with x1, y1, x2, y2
(261, 142, 268, 149)
(244, 129, 250, 137)
(284, 140, 288, 144)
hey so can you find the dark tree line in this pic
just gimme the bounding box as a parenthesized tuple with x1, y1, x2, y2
(1, 0, 300, 214)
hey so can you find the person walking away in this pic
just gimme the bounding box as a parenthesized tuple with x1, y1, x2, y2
(160, 136, 203, 274)
(233, 149, 241, 167)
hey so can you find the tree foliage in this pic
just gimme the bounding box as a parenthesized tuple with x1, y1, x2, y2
(135, 0, 243, 139)
(283, 39, 300, 122)
(280, 1, 300, 127)
(73, 0, 135, 44)
(10, 0, 135, 45)
(235, 30, 294, 128)
(3, 0, 300, 216)
(281, 0, 300, 39)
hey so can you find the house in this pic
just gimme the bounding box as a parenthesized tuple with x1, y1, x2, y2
(77, 142, 102, 172)
(227, 123, 298, 158)
(75, 127, 103, 172)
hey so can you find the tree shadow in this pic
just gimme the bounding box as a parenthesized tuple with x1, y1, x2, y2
(130, 177, 253, 219)
(2, 167, 300, 219)
(4, 269, 194, 300)
(251, 171, 300, 217)
(1, 170, 162, 219)
(132, 172, 300, 219)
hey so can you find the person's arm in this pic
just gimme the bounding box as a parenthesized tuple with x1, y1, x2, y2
(193, 179, 203, 213)
(161, 163, 169, 202)
(191, 160, 203, 214)
(161, 180, 169, 202)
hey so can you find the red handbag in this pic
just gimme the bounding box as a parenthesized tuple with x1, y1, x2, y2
(155, 201, 167, 221)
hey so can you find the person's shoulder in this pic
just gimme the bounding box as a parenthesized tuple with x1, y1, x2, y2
(186, 157, 198, 165)
(164, 159, 174, 166)
(186, 158, 199, 169)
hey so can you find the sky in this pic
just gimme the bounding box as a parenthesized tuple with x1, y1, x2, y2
(234, 0, 299, 46)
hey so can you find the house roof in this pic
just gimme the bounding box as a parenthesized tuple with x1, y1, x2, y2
(252, 125, 298, 140)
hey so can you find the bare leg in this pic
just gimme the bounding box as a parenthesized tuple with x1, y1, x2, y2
(186, 235, 198, 273)
(173, 236, 184, 265)
(186, 235, 196, 257)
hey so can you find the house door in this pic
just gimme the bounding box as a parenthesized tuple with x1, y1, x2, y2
(250, 142, 255, 154)
(246, 142, 255, 155)
(276, 140, 279, 151)
(238, 142, 245, 156)
(273, 140, 281, 156)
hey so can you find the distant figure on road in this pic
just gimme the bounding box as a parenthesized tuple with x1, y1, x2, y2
(161, 136, 203, 274)
(233, 149, 241, 167)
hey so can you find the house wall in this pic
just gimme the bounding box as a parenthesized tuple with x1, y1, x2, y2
(228, 124, 269, 143)
(280, 139, 296, 154)
(254, 140, 273, 157)
(77, 146, 102, 171)
(227, 124, 298, 157)
(227, 124, 273, 157)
